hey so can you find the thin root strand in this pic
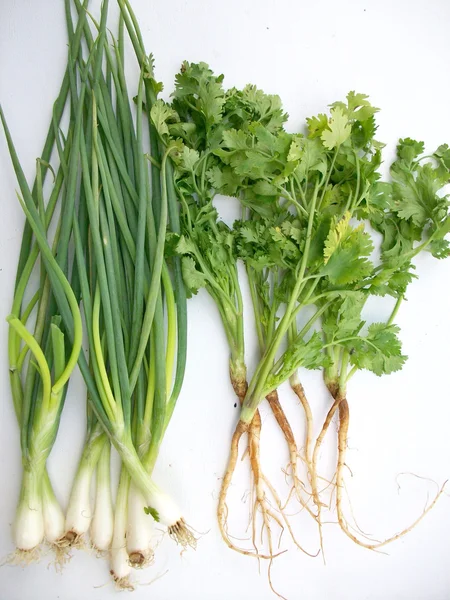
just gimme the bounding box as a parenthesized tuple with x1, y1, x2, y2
(48, 540, 73, 572)
(59, 530, 85, 550)
(5, 547, 41, 567)
(168, 519, 197, 550)
(110, 571, 135, 591)
(335, 395, 447, 550)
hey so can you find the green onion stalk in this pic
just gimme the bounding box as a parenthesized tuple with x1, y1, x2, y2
(54, 1, 192, 585)
(110, 467, 132, 589)
(1, 0, 91, 559)
(1, 109, 83, 559)
(140, 102, 257, 557)
(115, 1, 191, 575)
(90, 441, 114, 553)
(60, 0, 112, 550)
(3, 0, 192, 577)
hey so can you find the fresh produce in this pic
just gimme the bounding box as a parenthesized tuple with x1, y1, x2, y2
(149, 61, 450, 567)
(207, 90, 450, 551)
(2, 0, 192, 588)
(147, 63, 320, 563)
(2, 0, 449, 595)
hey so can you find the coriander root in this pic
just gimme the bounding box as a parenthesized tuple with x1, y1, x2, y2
(219, 386, 317, 559)
(266, 390, 317, 519)
(218, 373, 285, 559)
(217, 418, 277, 559)
(289, 381, 325, 555)
(332, 388, 446, 550)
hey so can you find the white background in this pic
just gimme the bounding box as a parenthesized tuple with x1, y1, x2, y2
(1, 1, 450, 599)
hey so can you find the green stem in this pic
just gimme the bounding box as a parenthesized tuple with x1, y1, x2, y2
(270, 302, 331, 377)
(92, 285, 119, 424)
(163, 267, 177, 397)
(317, 148, 338, 211)
(246, 266, 265, 354)
(128, 147, 170, 393)
(165, 160, 188, 414)
(338, 350, 350, 396)
(242, 181, 320, 422)
(7, 317, 52, 414)
(387, 295, 403, 326)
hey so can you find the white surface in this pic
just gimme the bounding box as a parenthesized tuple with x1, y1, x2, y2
(1, 1, 450, 599)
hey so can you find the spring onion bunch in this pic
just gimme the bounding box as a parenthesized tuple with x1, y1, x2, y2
(2, 0, 192, 586)
(0, 0, 92, 560)
(1, 104, 82, 561)
(63, 0, 192, 585)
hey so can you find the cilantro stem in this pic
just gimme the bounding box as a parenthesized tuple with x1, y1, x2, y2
(345, 365, 358, 383)
(344, 190, 353, 214)
(293, 173, 307, 208)
(229, 265, 245, 360)
(325, 345, 339, 385)
(266, 275, 279, 346)
(305, 288, 361, 307)
(269, 302, 331, 380)
(387, 295, 403, 326)
(317, 148, 338, 211)
(246, 267, 265, 354)
(352, 148, 361, 211)
(242, 181, 320, 421)
(279, 184, 308, 217)
(338, 350, 349, 395)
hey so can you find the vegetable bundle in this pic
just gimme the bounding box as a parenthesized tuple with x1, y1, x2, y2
(2, 0, 449, 594)
(2, 0, 192, 588)
(153, 66, 450, 564)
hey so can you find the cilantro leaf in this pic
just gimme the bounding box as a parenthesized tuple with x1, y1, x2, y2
(180, 146, 200, 171)
(173, 61, 225, 129)
(235, 217, 301, 271)
(434, 143, 450, 168)
(369, 262, 417, 298)
(321, 107, 351, 150)
(181, 256, 207, 296)
(224, 85, 288, 132)
(293, 137, 328, 180)
(264, 332, 329, 393)
(428, 237, 450, 259)
(144, 506, 160, 522)
(352, 115, 377, 149)
(393, 162, 447, 228)
(287, 137, 302, 162)
(176, 235, 197, 256)
(396, 138, 425, 166)
(207, 165, 243, 196)
(150, 99, 179, 138)
(322, 292, 366, 340)
(307, 113, 328, 139)
(331, 92, 379, 123)
(343, 323, 407, 376)
(322, 213, 374, 284)
(222, 129, 250, 151)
